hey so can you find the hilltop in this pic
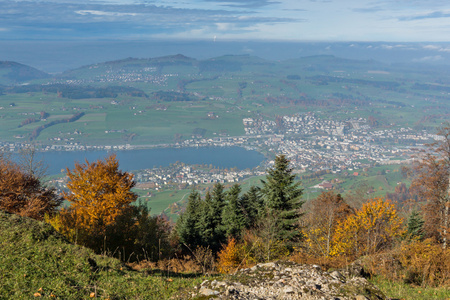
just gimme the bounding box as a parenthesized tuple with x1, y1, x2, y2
(0, 61, 49, 85)
(0, 209, 202, 299)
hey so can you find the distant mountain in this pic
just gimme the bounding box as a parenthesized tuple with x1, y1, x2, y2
(281, 55, 386, 73)
(59, 54, 199, 79)
(0, 61, 49, 85)
(58, 54, 274, 80)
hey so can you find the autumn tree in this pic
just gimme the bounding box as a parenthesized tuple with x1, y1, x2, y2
(303, 191, 353, 257)
(331, 198, 404, 257)
(260, 155, 304, 246)
(59, 154, 137, 246)
(0, 153, 61, 220)
(410, 123, 450, 248)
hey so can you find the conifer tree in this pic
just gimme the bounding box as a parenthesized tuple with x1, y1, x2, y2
(222, 184, 245, 239)
(240, 185, 263, 229)
(407, 210, 425, 240)
(176, 190, 202, 248)
(260, 155, 304, 244)
(198, 191, 213, 246)
(200, 183, 226, 251)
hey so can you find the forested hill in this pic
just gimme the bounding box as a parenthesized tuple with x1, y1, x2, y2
(0, 61, 49, 85)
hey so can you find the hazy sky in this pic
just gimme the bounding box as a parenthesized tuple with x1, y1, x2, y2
(2, 0, 450, 42)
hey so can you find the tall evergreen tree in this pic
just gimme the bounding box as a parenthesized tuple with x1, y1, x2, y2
(240, 185, 264, 229)
(407, 210, 425, 240)
(260, 155, 304, 244)
(199, 183, 226, 251)
(222, 184, 245, 239)
(176, 190, 202, 248)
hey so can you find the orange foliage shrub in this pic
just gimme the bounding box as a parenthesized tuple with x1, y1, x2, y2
(365, 239, 450, 287)
(217, 238, 242, 274)
(399, 239, 450, 286)
(0, 157, 62, 220)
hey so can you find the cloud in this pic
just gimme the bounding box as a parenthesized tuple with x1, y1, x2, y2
(422, 44, 450, 53)
(399, 10, 450, 21)
(75, 10, 140, 17)
(380, 44, 408, 50)
(0, 0, 300, 40)
(413, 55, 443, 62)
(203, 0, 280, 9)
(282, 8, 306, 12)
(242, 46, 254, 53)
(352, 6, 384, 13)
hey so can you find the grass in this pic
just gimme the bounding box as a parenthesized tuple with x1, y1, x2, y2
(369, 276, 450, 300)
(0, 210, 205, 299)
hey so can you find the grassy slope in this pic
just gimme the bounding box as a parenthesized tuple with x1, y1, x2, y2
(0, 210, 203, 299)
(369, 276, 450, 300)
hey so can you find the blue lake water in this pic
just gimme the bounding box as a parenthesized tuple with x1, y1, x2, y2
(33, 147, 265, 175)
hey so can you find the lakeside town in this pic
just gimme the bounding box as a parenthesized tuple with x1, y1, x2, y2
(0, 112, 438, 191)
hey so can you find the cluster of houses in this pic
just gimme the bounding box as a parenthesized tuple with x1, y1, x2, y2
(133, 163, 264, 190)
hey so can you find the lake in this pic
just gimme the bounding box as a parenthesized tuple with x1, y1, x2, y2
(32, 147, 265, 175)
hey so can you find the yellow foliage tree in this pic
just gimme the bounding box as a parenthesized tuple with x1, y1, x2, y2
(60, 154, 137, 239)
(303, 191, 353, 257)
(331, 198, 405, 257)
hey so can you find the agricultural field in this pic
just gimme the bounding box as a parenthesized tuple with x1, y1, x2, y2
(0, 54, 449, 146)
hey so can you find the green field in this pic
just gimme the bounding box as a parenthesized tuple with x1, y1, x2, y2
(0, 55, 449, 145)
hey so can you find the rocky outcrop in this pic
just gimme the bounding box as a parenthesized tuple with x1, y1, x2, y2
(194, 261, 386, 299)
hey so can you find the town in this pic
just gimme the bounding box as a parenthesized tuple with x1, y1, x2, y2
(1, 112, 437, 191)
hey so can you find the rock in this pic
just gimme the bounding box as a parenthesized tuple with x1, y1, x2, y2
(192, 261, 386, 300)
(258, 262, 278, 269)
(199, 287, 219, 296)
(330, 270, 346, 282)
(283, 286, 295, 294)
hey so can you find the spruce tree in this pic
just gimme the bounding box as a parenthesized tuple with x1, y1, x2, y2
(222, 184, 245, 239)
(240, 185, 263, 229)
(260, 155, 304, 244)
(407, 210, 425, 240)
(199, 183, 226, 252)
(176, 190, 202, 248)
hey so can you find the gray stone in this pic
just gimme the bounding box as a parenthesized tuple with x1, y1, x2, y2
(199, 287, 219, 296)
(330, 270, 346, 282)
(283, 286, 295, 294)
(258, 262, 277, 269)
(191, 261, 387, 299)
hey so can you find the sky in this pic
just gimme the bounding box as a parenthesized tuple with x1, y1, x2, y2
(2, 0, 450, 42)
